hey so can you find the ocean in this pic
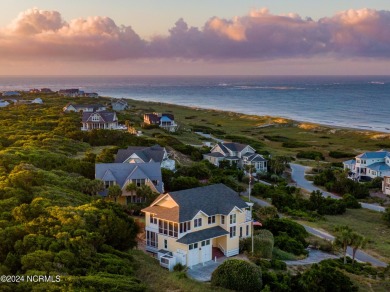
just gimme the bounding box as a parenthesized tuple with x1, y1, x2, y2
(1, 75, 389, 133)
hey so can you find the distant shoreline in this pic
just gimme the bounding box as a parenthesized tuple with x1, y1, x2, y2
(112, 96, 390, 135)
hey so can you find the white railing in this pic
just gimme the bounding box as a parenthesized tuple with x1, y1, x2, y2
(218, 244, 226, 256)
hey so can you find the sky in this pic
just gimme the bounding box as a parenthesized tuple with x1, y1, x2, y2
(0, 1, 390, 75)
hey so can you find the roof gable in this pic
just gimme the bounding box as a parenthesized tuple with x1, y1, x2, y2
(168, 184, 248, 222)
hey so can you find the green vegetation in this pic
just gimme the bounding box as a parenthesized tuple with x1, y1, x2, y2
(313, 168, 370, 199)
(211, 259, 263, 292)
(299, 208, 390, 262)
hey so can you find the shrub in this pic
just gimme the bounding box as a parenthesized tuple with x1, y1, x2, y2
(282, 141, 310, 148)
(297, 151, 324, 160)
(329, 151, 355, 159)
(274, 232, 308, 256)
(342, 194, 361, 209)
(263, 218, 308, 247)
(211, 259, 262, 292)
(173, 263, 186, 272)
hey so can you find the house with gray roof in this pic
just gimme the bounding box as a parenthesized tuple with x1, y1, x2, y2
(343, 150, 390, 181)
(203, 142, 267, 172)
(95, 162, 163, 205)
(63, 103, 106, 113)
(115, 145, 175, 171)
(81, 111, 126, 131)
(111, 99, 129, 111)
(142, 184, 252, 269)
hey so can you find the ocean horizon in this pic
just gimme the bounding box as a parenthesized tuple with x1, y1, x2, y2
(1, 75, 389, 133)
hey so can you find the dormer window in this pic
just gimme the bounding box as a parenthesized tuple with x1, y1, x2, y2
(92, 114, 100, 121)
(208, 215, 216, 224)
(104, 180, 115, 188)
(194, 218, 202, 228)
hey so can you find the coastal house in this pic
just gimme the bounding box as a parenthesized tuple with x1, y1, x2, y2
(343, 150, 390, 181)
(84, 92, 99, 98)
(81, 111, 125, 130)
(95, 162, 164, 205)
(29, 89, 40, 94)
(144, 113, 178, 132)
(63, 103, 106, 113)
(112, 99, 129, 111)
(115, 145, 176, 171)
(203, 142, 267, 173)
(382, 176, 390, 195)
(0, 100, 10, 108)
(31, 98, 43, 104)
(58, 89, 84, 97)
(40, 88, 53, 93)
(2, 91, 21, 97)
(142, 184, 252, 269)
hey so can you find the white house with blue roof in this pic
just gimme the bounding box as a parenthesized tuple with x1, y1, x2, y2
(343, 150, 390, 181)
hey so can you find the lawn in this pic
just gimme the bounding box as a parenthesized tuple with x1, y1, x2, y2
(299, 208, 390, 263)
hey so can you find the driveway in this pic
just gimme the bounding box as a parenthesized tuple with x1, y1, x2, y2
(194, 132, 225, 143)
(290, 163, 385, 212)
(187, 259, 223, 282)
(245, 195, 388, 267)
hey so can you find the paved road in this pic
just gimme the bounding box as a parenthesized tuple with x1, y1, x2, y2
(290, 163, 385, 212)
(194, 132, 225, 143)
(244, 194, 388, 267)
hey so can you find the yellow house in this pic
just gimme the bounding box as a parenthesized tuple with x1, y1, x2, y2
(142, 184, 252, 268)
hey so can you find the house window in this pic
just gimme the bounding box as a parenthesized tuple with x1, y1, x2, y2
(131, 178, 146, 187)
(164, 239, 167, 249)
(179, 221, 191, 233)
(194, 218, 202, 228)
(146, 231, 158, 248)
(201, 240, 210, 246)
(92, 114, 100, 121)
(208, 215, 216, 224)
(158, 220, 178, 238)
(240, 227, 242, 238)
(104, 180, 115, 188)
(230, 214, 236, 224)
(221, 215, 225, 224)
(150, 214, 158, 224)
(230, 226, 236, 238)
(246, 225, 249, 236)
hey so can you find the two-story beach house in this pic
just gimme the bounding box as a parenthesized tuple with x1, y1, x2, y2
(95, 162, 164, 205)
(115, 145, 176, 171)
(142, 184, 252, 269)
(343, 150, 390, 181)
(203, 142, 267, 173)
(144, 113, 178, 132)
(81, 111, 126, 130)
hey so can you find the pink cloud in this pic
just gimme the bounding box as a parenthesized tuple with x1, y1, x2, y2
(0, 7, 389, 61)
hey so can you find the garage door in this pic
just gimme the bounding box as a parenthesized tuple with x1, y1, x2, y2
(188, 242, 199, 266)
(200, 239, 211, 263)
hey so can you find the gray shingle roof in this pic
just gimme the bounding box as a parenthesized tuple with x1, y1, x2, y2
(95, 162, 163, 193)
(115, 145, 165, 163)
(343, 159, 356, 165)
(82, 111, 117, 123)
(246, 153, 266, 162)
(176, 226, 229, 244)
(222, 142, 248, 152)
(168, 184, 248, 222)
(203, 152, 225, 158)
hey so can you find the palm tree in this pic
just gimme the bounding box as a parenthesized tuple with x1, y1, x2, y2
(350, 232, 367, 264)
(334, 225, 354, 264)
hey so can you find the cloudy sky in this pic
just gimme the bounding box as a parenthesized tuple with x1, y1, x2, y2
(1, 1, 390, 75)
